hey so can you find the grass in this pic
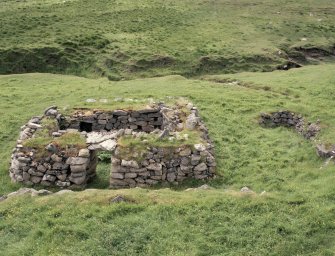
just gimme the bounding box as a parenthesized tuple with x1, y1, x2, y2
(117, 130, 204, 161)
(0, 64, 335, 254)
(0, 0, 335, 79)
(23, 119, 87, 159)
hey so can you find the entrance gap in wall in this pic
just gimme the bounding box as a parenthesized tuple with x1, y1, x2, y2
(86, 150, 111, 189)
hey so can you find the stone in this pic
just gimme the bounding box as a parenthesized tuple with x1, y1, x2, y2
(185, 113, 199, 130)
(194, 174, 207, 179)
(17, 157, 30, 163)
(69, 175, 86, 185)
(100, 139, 117, 151)
(31, 189, 53, 197)
(22, 172, 30, 181)
(167, 172, 176, 182)
(53, 162, 64, 170)
(44, 106, 58, 116)
(56, 181, 71, 187)
(158, 129, 169, 140)
(194, 144, 206, 152)
(121, 160, 139, 169)
(181, 157, 190, 165)
(43, 174, 56, 182)
(316, 144, 334, 158)
(45, 143, 58, 153)
(37, 165, 47, 172)
(40, 180, 52, 187)
(194, 163, 207, 172)
(0, 195, 7, 202)
(30, 176, 42, 184)
(179, 148, 192, 156)
(67, 157, 89, 165)
(78, 149, 90, 158)
(147, 163, 162, 172)
(27, 122, 42, 129)
(110, 195, 127, 203)
(51, 154, 63, 162)
(110, 179, 129, 186)
(111, 172, 124, 179)
(7, 188, 38, 198)
(70, 164, 87, 173)
(57, 174, 68, 181)
(125, 173, 137, 179)
(197, 184, 211, 190)
(113, 110, 128, 116)
(86, 132, 117, 144)
(52, 132, 62, 137)
(146, 179, 159, 185)
(240, 186, 253, 193)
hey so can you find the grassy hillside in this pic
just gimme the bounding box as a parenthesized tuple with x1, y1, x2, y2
(1, 64, 335, 254)
(1, 0, 335, 79)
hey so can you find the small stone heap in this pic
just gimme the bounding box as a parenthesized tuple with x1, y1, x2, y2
(9, 101, 216, 189)
(259, 110, 320, 139)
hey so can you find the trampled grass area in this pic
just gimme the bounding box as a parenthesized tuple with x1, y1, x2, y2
(0, 64, 335, 254)
(0, 0, 334, 79)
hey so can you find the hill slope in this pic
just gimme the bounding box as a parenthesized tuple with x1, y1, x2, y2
(1, 0, 335, 79)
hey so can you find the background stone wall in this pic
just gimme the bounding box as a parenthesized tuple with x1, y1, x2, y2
(60, 108, 164, 132)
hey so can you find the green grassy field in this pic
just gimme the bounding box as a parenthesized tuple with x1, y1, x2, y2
(1, 0, 335, 79)
(1, 64, 335, 255)
(1, 0, 335, 255)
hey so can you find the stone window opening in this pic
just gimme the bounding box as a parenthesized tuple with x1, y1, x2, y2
(79, 122, 93, 133)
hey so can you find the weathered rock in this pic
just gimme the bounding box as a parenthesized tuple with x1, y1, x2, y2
(78, 149, 90, 158)
(31, 176, 42, 184)
(147, 163, 162, 172)
(100, 139, 117, 151)
(121, 160, 139, 169)
(110, 195, 127, 203)
(185, 113, 199, 130)
(194, 144, 206, 152)
(194, 163, 207, 172)
(111, 172, 124, 179)
(67, 157, 89, 165)
(240, 186, 253, 193)
(70, 164, 87, 173)
(69, 175, 86, 185)
(179, 148, 192, 157)
(51, 154, 63, 162)
(31, 189, 53, 197)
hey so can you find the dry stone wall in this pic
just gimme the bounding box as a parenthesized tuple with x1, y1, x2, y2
(259, 110, 335, 161)
(110, 143, 215, 188)
(259, 110, 320, 139)
(10, 102, 216, 189)
(59, 108, 164, 132)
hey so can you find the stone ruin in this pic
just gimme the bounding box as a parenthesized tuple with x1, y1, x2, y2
(259, 110, 335, 159)
(9, 102, 216, 189)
